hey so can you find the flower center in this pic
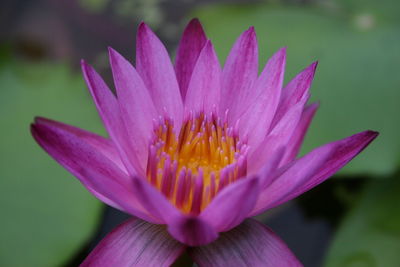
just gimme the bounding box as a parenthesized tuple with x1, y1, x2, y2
(146, 112, 248, 214)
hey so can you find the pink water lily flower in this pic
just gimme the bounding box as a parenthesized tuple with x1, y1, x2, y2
(31, 19, 377, 266)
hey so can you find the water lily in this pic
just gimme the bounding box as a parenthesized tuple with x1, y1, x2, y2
(31, 19, 377, 266)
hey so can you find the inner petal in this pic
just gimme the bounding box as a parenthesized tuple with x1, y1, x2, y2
(146, 112, 248, 215)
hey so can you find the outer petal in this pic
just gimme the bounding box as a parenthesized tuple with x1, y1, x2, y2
(238, 48, 286, 148)
(189, 219, 302, 267)
(175, 18, 207, 99)
(272, 61, 317, 128)
(34, 117, 125, 171)
(81, 218, 185, 267)
(280, 102, 319, 166)
(109, 48, 157, 166)
(136, 23, 183, 127)
(185, 41, 221, 114)
(131, 176, 219, 246)
(131, 176, 181, 224)
(168, 216, 219, 246)
(81, 61, 142, 175)
(200, 176, 260, 232)
(31, 120, 155, 222)
(220, 27, 258, 121)
(251, 130, 378, 216)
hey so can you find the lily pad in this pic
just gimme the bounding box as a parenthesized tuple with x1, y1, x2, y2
(0, 58, 103, 266)
(192, 3, 400, 175)
(324, 176, 400, 266)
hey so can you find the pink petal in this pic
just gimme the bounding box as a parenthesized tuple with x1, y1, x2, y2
(189, 219, 302, 267)
(238, 47, 286, 148)
(81, 218, 185, 267)
(175, 18, 207, 99)
(131, 176, 181, 224)
(272, 61, 317, 128)
(31, 120, 155, 223)
(200, 176, 260, 232)
(168, 216, 219, 246)
(251, 130, 378, 216)
(81, 61, 143, 176)
(136, 23, 183, 127)
(109, 47, 157, 167)
(34, 117, 125, 171)
(220, 27, 258, 121)
(184, 40, 221, 114)
(248, 99, 304, 172)
(280, 102, 319, 166)
(257, 147, 285, 189)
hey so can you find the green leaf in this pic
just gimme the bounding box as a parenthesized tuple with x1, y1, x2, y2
(324, 176, 400, 267)
(192, 3, 400, 175)
(0, 59, 103, 267)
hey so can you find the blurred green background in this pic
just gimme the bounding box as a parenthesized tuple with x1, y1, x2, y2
(0, 0, 399, 266)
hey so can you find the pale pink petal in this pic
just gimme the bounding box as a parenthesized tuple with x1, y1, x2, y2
(175, 18, 207, 99)
(272, 62, 317, 128)
(248, 99, 304, 172)
(280, 102, 319, 166)
(200, 176, 260, 232)
(81, 218, 185, 267)
(251, 130, 378, 216)
(220, 27, 258, 121)
(34, 117, 125, 171)
(109, 47, 157, 167)
(131, 176, 181, 224)
(185, 41, 221, 114)
(189, 219, 302, 267)
(81, 61, 143, 175)
(238, 48, 286, 148)
(31, 121, 155, 223)
(136, 23, 183, 127)
(168, 216, 218, 246)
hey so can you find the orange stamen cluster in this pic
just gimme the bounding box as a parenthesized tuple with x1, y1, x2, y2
(146, 112, 248, 214)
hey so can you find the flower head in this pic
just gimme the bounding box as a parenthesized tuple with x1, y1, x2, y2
(31, 19, 378, 266)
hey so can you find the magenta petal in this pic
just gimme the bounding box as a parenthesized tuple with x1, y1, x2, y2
(109, 47, 157, 166)
(81, 218, 185, 267)
(285, 130, 379, 202)
(239, 47, 286, 148)
(81, 61, 143, 175)
(220, 27, 258, 121)
(280, 102, 319, 166)
(168, 216, 218, 246)
(189, 219, 302, 267)
(185, 41, 221, 114)
(248, 99, 304, 172)
(131, 176, 181, 224)
(272, 61, 317, 128)
(175, 18, 207, 99)
(136, 23, 183, 126)
(34, 117, 125, 171)
(200, 176, 260, 232)
(257, 147, 285, 189)
(251, 130, 378, 216)
(31, 121, 155, 222)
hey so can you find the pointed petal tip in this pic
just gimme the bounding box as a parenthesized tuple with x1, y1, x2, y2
(138, 21, 152, 34)
(365, 130, 379, 138)
(188, 17, 201, 26)
(247, 26, 256, 35)
(108, 46, 120, 63)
